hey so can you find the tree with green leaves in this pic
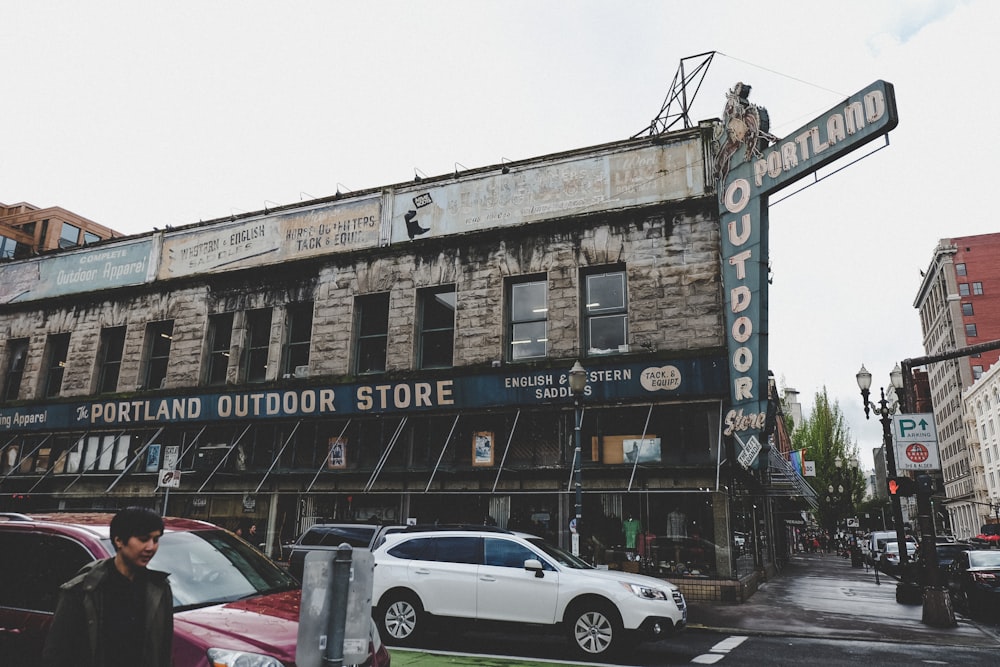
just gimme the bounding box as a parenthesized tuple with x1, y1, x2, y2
(791, 388, 865, 535)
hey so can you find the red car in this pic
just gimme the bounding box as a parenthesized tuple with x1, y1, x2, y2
(0, 512, 390, 667)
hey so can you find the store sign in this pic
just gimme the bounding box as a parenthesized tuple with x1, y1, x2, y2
(716, 80, 897, 468)
(0, 357, 727, 432)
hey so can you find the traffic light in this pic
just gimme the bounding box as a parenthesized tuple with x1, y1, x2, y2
(887, 476, 917, 496)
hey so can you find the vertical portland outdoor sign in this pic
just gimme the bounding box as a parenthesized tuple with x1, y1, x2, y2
(715, 80, 898, 468)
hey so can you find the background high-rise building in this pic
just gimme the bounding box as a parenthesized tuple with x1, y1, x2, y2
(914, 233, 1000, 538)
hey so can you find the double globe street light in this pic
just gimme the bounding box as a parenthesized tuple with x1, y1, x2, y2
(857, 364, 955, 626)
(856, 363, 919, 603)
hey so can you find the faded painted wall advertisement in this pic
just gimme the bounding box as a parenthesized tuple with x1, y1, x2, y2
(0, 239, 155, 304)
(159, 198, 381, 278)
(390, 141, 706, 243)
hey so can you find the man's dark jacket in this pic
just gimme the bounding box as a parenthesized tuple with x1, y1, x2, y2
(41, 558, 172, 667)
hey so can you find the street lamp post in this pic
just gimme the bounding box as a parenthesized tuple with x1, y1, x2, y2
(857, 364, 920, 604)
(569, 361, 587, 557)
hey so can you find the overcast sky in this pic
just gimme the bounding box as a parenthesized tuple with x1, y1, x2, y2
(3, 1, 995, 471)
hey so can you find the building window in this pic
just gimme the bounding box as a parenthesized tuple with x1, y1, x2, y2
(973, 282, 984, 295)
(355, 293, 390, 374)
(3, 338, 29, 401)
(584, 268, 628, 355)
(244, 309, 273, 383)
(962, 303, 974, 316)
(206, 313, 234, 386)
(64, 434, 130, 474)
(83, 231, 101, 245)
(959, 283, 970, 296)
(418, 285, 456, 369)
(144, 321, 173, 390)
(96, 327, 126, 393)
(507, 278, 547, 361)
(973, 365, 984, 380)
(58, 222, 80, 249)
(282, 301, 314, 377)
(966, 323, 979, 338)
(43, 333, 71, 398)
(0, 235, 19, 259)
(955, 263, 967, 276)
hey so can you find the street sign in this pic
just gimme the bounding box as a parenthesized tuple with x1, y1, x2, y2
(892, 413, 940, 471)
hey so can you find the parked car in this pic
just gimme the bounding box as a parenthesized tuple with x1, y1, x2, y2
(0, 512, 390, 667)
(946, 548, 1000, 617)
(288, 523, 405, 581)
(867, 530, 915, 566)
(371, 525, 686, 659)
(879, 540, 918, 576)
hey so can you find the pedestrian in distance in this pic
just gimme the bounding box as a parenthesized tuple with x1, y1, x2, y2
(42, 506, 173, 667)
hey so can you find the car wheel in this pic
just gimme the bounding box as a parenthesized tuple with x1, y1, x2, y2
(566, 601, 622, 658)
(378, 591, 424, 645)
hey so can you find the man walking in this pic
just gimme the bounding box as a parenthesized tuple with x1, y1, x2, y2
(42, 506, 173, 667)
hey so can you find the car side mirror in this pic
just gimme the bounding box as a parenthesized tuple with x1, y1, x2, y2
(524, 558, 544, 578)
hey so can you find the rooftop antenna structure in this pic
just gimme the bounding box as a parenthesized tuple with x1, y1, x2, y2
(633, 51, 716, 138)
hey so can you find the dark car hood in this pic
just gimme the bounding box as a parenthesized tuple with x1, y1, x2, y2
(175, 588, 300, 662)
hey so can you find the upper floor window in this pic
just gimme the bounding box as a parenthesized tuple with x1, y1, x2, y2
(355, 293, 390, 374)
(962, 303, 974, 316)
(83, 231, 101, 245)
(973, 365, 984, 380)
(973, 282, 984, 295)
(0, 235, 19, 259)
(282, 302, 314, 377)
(418, 285, 455, 369)
(144, 321, 173, 390)
(966, 323, 979, 338)
(43, 333, 71, 398)
(3, 338, 29, 401)
(206, 313, 234, 386)
(959, 283, 970, 297)
(584, 268, 628, 356)
(507, 278, 547, 361)
(955, 263, 967, 276)
(96, 327, 126, 394)
(58, 222, 80, 249)
(244, 309, 273, 383)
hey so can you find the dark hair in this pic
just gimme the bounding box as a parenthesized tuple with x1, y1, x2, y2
(110, 506, 164, 546)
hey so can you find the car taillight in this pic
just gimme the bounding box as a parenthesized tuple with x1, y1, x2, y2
(972, 572, 998, 583)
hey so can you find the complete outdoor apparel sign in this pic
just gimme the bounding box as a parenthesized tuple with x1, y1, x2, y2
(716, 80, 898, 468)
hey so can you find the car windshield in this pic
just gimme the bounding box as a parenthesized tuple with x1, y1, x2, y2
(968, 551, 1000, 568)
(525, 536, 594, 569)
(104, 529, 298, 610)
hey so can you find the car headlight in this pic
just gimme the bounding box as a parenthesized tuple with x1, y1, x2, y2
(620, 581, 670, 600)
(207, 648, 285, 667)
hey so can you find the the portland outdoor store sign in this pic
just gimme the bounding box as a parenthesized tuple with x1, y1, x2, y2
(716, 80, 898, 468)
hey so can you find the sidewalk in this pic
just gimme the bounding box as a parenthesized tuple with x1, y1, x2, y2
(686, 551, 1000, 647)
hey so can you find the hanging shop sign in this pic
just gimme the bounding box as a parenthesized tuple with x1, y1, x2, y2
(716, 80, 897, 469)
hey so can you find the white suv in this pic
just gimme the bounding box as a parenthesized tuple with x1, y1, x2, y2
(371, 526, 686, 658)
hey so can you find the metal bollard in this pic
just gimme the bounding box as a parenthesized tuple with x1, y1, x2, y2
(323, 543, 353, 667)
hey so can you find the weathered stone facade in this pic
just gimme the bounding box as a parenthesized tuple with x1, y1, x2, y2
(1, 130, 769, 593)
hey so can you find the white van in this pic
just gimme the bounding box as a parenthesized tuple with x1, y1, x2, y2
(867, 530, 915, 564)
